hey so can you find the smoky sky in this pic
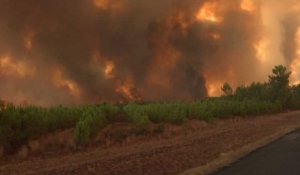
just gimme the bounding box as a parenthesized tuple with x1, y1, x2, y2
(0, 0, 299, 105)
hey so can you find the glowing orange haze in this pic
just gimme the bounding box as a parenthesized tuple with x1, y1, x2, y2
(52, 70, 81, 98)
(254, 38, 268, 63)
(104, 61, 115, 79)
(196, 1, 221, 23)
(241, 0, 256, 12)
(0, 0, 300, 104)
(93, 0, 108, 10)
(290, 28, 300, 85)
(0, 56, 35, 78)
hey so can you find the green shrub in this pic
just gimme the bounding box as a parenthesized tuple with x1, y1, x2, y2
(73, 108, 107, 145)
(97, 102, 120, 122)
(0, 103, 118, 152)
(74, 118, 90, 145)
(123, 103, 150, 127)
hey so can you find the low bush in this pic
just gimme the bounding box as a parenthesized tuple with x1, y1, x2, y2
(0, 103, 120, 152)
(74, 110, 107, 145)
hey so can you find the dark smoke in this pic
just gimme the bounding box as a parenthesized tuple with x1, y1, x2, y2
(0, 0, 299, 105)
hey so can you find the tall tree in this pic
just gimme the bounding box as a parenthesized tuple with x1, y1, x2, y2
(268, 65, 291, 104)
(268, 65, 291, 90)
(221, 82, 233, 96)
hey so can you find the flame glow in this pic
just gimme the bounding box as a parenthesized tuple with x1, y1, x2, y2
(53, 70, 81, 97)
(254, 38, 268, 63)
(241, 0, 256, 12)
(206, 80, 223, 97)
(115, 77, 136, 101)
(104, 61, 115, 79)
(210, 33, 221, 40)
(0, 56, 35, 77)
(290, 27, 300, 85)
(92, 0, 123, 11)
(93, 0, 108, 10)
(196, 1, 221, 23)
(0, 0, 300, 104)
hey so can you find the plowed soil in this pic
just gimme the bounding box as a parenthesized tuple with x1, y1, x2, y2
(1, 111, 300, 175)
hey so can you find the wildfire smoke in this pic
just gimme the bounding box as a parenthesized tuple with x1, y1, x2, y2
(0, 0, 299, 105)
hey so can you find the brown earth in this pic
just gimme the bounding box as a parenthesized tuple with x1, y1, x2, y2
(1, 111, 300, 175)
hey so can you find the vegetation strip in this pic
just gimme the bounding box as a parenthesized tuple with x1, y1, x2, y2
(0, 65, 299, 155)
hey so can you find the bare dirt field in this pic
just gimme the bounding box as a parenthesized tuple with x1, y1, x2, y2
(1, 111, 300, 175)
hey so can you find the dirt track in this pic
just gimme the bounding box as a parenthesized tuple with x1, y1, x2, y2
(1, 111, 300, 175)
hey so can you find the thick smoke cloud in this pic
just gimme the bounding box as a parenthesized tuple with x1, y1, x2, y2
(0, 0, 299, 105)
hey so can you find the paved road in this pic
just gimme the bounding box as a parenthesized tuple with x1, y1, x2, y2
(213, 129, 300, 175)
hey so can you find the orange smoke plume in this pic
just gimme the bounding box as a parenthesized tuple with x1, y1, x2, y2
(93, 0, 108, 10)
(52, 70, 81, 98)
(0, 56, 35, 78)
(290, 27, 300, 85)
(196, 1, 221, 23)
(104, 61, 115, 79)
(240, 0, 256, 12)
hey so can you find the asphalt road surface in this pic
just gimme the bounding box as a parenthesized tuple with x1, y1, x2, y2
(213, 129, 300, 175)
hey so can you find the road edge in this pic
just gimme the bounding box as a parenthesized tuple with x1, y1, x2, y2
(178, 117, 300, 175)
